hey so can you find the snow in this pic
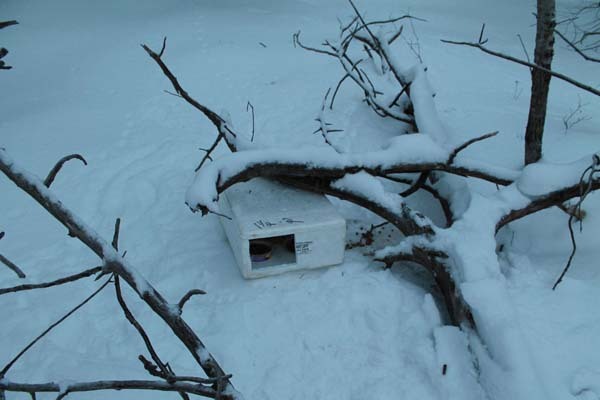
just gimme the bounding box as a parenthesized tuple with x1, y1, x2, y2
(331, 171, 405, 213)
(517, 154, 599, 198)
(2, 0, 600, 400)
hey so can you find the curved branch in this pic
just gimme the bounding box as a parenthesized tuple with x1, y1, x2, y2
(375, 245, 472, 326)
(447, 131, 498, 165)
(177, 289, 207, 313)
(399, 171, 430, 197)
(496, 179, 600, 232)
(44, 154, 87, 188)
(383, 175, 453, 226)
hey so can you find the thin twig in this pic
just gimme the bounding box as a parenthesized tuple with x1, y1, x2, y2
(246, 101, 255, 142)
(478, 23, 487, 44)
(388, 25, 404, 45)
(441, 39, 600, 97)
(330, 59, 363, 109)
(177, 289, 207, 313)
(516, 34, 532, 70)
(158, 37, 167, 57)
(112, 218, 121, 251)
(0, 277, 112, 377)
(447, 131, 498, 164)
(0, 266, 102, 295)
(44, 154, 87, 188)
(196, 135, 223, 172)
(556, 29, 600, 63)
(114, 276, 171, 381)
(400, 172, 430, 197)
(0, 254, 26, 279)
(553, 157, 600, 289)
(142, 40, 237, 152)
(383, 175, 453, 226)
(0, 20, 18, 30)
(293, 31, 338, 57)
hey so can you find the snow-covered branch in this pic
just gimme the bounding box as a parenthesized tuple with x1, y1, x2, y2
(186, 135, 518, 217)
(0, 149, 238, 399)
(0, 378, 221, 399)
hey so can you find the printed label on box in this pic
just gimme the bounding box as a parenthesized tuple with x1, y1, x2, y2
(295, 241, 313, 255)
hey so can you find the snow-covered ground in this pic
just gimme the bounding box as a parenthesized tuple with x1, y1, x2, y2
(1, 0, 599, 399)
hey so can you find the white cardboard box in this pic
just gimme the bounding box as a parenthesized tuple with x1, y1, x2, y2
(218, 178, 346, 279)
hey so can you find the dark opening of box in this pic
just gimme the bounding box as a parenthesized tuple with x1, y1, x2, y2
(250, 234, 296, 269)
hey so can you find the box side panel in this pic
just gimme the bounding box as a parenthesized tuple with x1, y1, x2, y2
(218, 194, 252, 277)
(294, 219, 346, 269)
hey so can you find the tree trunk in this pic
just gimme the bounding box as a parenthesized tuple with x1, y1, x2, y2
(524, 0, 556, 165)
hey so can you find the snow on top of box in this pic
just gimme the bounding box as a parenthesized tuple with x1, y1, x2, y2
(222, 178, 343, 236)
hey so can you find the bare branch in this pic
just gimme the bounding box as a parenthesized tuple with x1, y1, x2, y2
(441, 39, 600, 96)
(114, 275, 174, 385)
(293, 31, 338, 57)
(478, 23, 488, 44)
(142, 40, 237, 153)
(497, 179, 600, 232)
(516, 34, 532, 69)
(158, 36, 167, 57)
(44, 154, 87, 188)
(553, 158, 599, 289)
(196, 135, 223, 172)
(111, 218, 121, 251)
(447, 131, 498, 164)
(0, 149, 237, 398)
(388, 25, 404, 45)
(0, 266, 102, 295)
(0, 253, 26, 279)
(383, 175, 453, 226)
(0, 379, 219, 399)
(177, 289, 207, 313)
(0, 20, 18, 30)
(556, 29, 600, 63)
(246, 101, 255, 142)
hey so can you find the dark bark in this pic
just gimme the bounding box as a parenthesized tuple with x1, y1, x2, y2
(524, 0, 556, 165)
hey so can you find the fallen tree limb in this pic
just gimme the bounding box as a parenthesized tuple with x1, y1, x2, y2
(0, 379, 220, 399)
(0, 149, 238, 400)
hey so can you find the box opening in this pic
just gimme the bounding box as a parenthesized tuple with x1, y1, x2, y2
(249, 234, 296, 270)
